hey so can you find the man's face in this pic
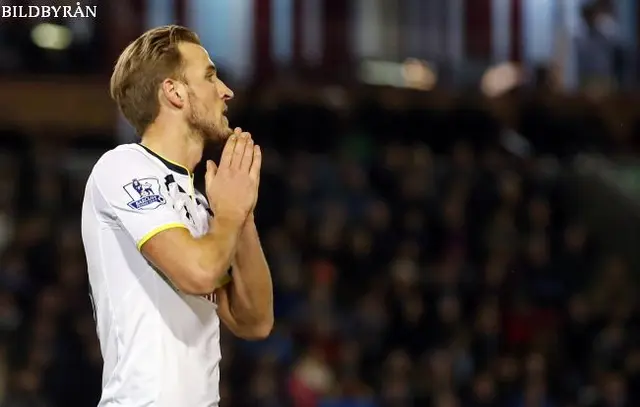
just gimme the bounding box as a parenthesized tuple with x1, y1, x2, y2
(178, 42, 234, 143)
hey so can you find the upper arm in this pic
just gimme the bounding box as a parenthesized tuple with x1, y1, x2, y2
(91, 151, 187, 246)
(215, 281, 241, 335)
(215, 263, 246, 337)
(215, 273, 262, 340)
(214, 264, 271, 340)
(91, 150, 210, 294)
(140, 227, 213, 294)
(216, 282, 271, 340)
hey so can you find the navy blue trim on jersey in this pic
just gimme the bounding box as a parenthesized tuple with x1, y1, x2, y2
(138, 144, 190, 175)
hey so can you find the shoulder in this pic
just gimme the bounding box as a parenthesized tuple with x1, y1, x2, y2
(88, 144, 168, 202)
(90, 144, 167, 187)
(93, 144, 150, 172)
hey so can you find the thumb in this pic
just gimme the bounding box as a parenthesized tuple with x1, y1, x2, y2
(206, 160, 218, 176)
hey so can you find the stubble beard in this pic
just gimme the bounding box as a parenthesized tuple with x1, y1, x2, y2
(187, 93, 231, 145)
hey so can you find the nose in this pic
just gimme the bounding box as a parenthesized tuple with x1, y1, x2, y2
(219, 79, 234, 101)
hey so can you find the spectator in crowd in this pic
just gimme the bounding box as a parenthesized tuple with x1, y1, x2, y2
(575, 0, 630, 91)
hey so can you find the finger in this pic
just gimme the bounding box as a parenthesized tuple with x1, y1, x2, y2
(220, 134, 237, 168)
(232, 133, 248, 170)
(249, 145, 262, 181)
(234, 127, 242, 135)
(240, 133, 254, 172)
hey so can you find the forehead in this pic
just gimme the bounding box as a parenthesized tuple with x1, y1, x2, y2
(178, 42, 213, 71)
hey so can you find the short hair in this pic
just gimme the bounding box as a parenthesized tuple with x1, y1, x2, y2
(110, 25, 201, 136)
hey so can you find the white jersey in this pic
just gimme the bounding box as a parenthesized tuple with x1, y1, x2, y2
(81, 143, 222, 407)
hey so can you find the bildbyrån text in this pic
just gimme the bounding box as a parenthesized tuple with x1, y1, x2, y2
(2, 3, 96, 18)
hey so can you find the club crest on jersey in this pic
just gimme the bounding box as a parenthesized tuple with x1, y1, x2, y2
(123, 177, 166, 210)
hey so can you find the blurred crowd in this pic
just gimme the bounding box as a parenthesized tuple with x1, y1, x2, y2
(0, 85, 639, 407)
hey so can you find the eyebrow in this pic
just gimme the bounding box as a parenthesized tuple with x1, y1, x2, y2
(205, 65, 217, 75)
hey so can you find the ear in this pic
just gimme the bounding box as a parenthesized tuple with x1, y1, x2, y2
(160, 78, 185, 109)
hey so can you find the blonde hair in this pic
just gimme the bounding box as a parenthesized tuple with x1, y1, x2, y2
(110, 25, 201, 135)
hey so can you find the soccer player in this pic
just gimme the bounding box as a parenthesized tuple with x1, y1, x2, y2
(81, 25, 273, 407)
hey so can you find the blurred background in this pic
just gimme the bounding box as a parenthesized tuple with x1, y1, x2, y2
(2, 0, 640, 406)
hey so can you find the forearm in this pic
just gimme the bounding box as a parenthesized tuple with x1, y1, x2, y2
(227, 216, 273, 328)
(196, 216, 243, 285)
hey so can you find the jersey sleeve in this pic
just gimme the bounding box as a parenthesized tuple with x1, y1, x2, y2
(90, 149, 188, 250)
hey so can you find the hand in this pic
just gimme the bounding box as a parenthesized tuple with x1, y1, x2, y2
(233, 128, 261, 214)
(206, 128, 262, 223)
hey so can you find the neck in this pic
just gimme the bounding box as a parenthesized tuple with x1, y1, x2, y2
(140, 121, 204, 173)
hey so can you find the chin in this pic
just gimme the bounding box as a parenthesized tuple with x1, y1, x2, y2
(204, 125, 232, 144)
(217, 126, 233, 141)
